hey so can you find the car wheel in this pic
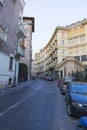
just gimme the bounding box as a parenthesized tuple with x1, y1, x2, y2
(66, 103, 72, 116)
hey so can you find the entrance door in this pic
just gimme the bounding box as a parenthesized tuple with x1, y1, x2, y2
(60, 70, 63, 78)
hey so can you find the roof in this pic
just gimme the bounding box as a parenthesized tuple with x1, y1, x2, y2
(56, 56, 85, 69)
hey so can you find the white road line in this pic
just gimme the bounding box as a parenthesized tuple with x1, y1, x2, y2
(0, 87, 41, 117)
(36, 85, 42, 90)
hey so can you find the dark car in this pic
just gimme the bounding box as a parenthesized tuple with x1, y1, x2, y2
(60, 77, 75, 94)
(65, 82, 87, 117)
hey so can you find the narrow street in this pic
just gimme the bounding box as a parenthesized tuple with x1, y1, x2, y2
(0, 79, 78, 130)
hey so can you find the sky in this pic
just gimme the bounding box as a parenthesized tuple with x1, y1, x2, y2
(23, 0, 87, 57)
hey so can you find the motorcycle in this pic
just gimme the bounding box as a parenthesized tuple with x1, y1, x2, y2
(75, 116, 87, 130)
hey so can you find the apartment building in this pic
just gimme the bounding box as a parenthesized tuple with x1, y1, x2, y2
(34, 47, 46, 77)
(34, 19, 87, 79)
(20, 17, 35, 80)
(68, 19, 87, 64)
(31, 60, 35, 77)
(0, 0, 26, 87)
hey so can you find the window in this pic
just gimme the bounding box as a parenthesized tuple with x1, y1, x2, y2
(9, 57, 13, 70)
(80, 35, 85, 43)
(64, 67, 66, 77)
(61, 40, 64, 45)
(69, 39, 73, 44)
(62, 50, 65, 54)
(74, 37, 78, 44)
(81, 55, 87, 62)
(62, 32, 64, 37)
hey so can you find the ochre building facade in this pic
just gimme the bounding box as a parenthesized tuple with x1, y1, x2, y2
(34, 19, 87, 79)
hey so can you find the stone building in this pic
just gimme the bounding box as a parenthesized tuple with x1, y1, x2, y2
(20, 17, 35, 80)
(34, 19, 87, 79)
(0, 0, 26, 87)
(34, 47, 46, 77)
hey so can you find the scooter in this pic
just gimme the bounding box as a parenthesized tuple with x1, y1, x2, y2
(75, 116, 87, 130)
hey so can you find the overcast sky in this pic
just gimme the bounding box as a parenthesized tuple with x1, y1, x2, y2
(23, 0, 87, 57)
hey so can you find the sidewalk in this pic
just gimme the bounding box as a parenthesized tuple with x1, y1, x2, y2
(0, 80, 31, 95)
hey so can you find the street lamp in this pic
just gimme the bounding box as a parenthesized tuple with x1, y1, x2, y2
(13, 22, 33, 87)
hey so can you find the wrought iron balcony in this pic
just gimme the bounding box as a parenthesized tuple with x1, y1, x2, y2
(19, 0, 25, 8)
(15, 45, 25, 57)
(16, 22, 27, 38)
(0, 26, 7, 42)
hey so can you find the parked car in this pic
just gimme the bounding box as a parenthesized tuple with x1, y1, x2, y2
(65, 82, 87, 117)
(47, 76, 54, 81)
(60, 77, 75, 94)
(44, 76, 54, 81)
(75, 116, 87, 130)
(44, 76, 48, 80)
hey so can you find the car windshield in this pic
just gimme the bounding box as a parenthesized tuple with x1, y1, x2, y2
(70, 83, 87, 94)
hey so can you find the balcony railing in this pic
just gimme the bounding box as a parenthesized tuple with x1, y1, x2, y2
(53, 54, 57, 59)
(15, 46, 25, 57)
(0, 26, 7, 42)
(16, 22, 26, 38)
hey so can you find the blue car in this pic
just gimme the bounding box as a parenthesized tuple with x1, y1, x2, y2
(65, 82, 87, 117)
(75, 116, 87, 130)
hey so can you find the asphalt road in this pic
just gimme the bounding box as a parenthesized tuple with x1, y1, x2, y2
(0, 79, 78, 130)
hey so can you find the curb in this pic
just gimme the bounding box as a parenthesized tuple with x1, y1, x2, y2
(0, 80, 31, 95)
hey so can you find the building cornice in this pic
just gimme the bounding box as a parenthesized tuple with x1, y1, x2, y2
(23, 17, 35, 32)
(56, 56, 85, 69)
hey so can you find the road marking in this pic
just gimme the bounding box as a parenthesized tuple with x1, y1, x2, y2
(0, 87, 41, 117)
(36, 85, 42, 90)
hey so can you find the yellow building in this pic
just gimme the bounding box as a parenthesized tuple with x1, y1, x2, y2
(34, 19, 87, 79)
(68, 19, 87, 65)
(34, 47, 46, 77)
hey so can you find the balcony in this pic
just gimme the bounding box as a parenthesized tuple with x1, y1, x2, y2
(53, 54, 57, 59)
(15, 46, 25, 57)
(0, 0, 4, 5)
(0, 26, 7, 42)
(19, 0, 25, 8)
(16, 22, 26, 38)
